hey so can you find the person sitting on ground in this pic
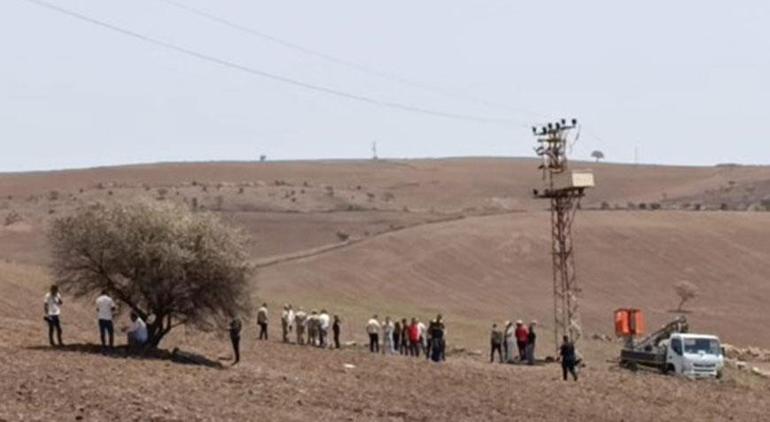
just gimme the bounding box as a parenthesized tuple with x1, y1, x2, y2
(95, 289, 117, 349)
(332, 315, 341, 349)
(490, 323, 504, 363)
(408, 318, 421, 357)
(126, 312, 148, 349)
(514, 320, 529, 361)
(257, 303, 269, 340)
(503, 321, 514, 363)
(294, 307, 307, 345)
(526, 321, 537, 365)
(366, 314, 381, 353)
(229, 318, 242, 365)
(43, 284, 64, 347)
(318, 309, 331, 348)
(559, 335, 578, 381)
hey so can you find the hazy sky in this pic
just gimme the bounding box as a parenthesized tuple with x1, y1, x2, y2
(2, 0, 769, 171)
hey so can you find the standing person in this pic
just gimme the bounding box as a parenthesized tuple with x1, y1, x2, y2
(281, 304, 291, 343)
(126, 312, 148, 349)
(560, 335, 578, 381)
(332, 315, 341, 349)
(514, 320, 529, 361)
(408, 318, 421, 357)
(95, 290, 117, 348)
(382, 316, 394, 354)
(307, 310, 319, 346)
(318, 309, 331, 348)
(229, 318, 242, 365)
(393, 320, 401, 353)
(490, 323, 504, 363)
(526, 321, 537, 365)
(417, 318, 428, 359)
(503, 321, 514, 363)
(399, 318, 409, 355)
(294, 307, 307, 345)
(287, 304, 295, 334)
(257, 303, 269, 340)
(366, 315, 381, 353)
(429, 315, 446, 362)
(43, 285, 64, 347)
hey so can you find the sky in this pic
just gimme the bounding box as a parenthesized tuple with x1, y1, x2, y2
(1, 0, 769, 172)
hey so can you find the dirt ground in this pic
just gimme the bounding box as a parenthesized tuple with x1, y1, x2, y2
(2, 158, 770, 421)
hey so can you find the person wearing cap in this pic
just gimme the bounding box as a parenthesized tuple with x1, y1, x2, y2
(526, 321, 537, 365)
(514, 320, 529, 361)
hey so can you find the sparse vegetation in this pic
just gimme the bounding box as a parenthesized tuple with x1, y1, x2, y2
(4, 210, 22, 226)
(674, 280, 698, 312)
(48, 201, 252, 347)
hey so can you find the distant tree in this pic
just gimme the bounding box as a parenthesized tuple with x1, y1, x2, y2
(590, 150, 605, 162)
(259, 155, 267, 162)
(674, 280, 698, 312)
(48, 201, 252, 348)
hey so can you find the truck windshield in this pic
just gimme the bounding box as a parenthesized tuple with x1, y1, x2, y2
(683, 338, 720, 355)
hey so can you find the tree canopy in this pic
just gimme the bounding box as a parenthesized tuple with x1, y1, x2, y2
(590, 150, 605, 162)
(48, 201, 253, 347)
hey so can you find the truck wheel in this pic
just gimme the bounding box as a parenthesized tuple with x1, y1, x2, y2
(663, 364, 675, 375)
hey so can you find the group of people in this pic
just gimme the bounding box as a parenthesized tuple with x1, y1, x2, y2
(366, 314, 446, 362)
(490, 320, 537, 365)
(43, 285, 149, 349)
(42, 286, 578, 380)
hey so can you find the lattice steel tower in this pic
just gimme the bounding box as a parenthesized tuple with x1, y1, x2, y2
(532, 119, 594, 350)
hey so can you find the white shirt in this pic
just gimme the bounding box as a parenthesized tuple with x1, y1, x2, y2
(129, 317, 148, 343)
(418, 322, 426, 336)
(288, 309, 295, 326)
(96, 294, 116, 320)
(366, 318, 381, 335)
(318, 313, 330, 330)
(44, 293, 62, 316)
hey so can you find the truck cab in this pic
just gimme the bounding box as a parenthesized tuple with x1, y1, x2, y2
(664, 333, 724, 378)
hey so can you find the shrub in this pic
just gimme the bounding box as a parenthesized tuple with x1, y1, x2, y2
(674, 280, 697, 312)
(4, 210, 22, 226)
(48, 201, 252, 347)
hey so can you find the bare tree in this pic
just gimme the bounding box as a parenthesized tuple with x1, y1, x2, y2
(590, 150, 605, 162)
(674, 280, 697, 312)
(48, 201, 252, 347)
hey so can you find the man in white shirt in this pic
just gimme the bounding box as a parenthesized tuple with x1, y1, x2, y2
(126, 312, 148, 349)
(318, 309, 331, 348)
(43, 285, 64, 347)
(366, 315, 381, 353)
(96, 290, 117, 348)
(281, 304, 291, 343)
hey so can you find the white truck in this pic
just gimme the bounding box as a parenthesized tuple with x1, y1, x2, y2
(619, 316, 724, 378)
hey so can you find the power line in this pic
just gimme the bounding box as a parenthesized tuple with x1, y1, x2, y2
(154, 0, 547, 119)
(20, 0, 524, 126)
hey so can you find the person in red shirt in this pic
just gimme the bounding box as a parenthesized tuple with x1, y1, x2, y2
(408, 318, 421, 357)
(514, 320, 529, 361)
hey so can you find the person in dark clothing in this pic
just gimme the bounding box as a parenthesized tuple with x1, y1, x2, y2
(393, 321, 401, 353)
(490, 323, 504, 363)
(526, 321, 537, 365)
(431, 314, 446, 362)
(332, 315, 341, 349)
(229, 319, 242, 365)
(559, 335, 578, 381)
(400, 318, 409, 355)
